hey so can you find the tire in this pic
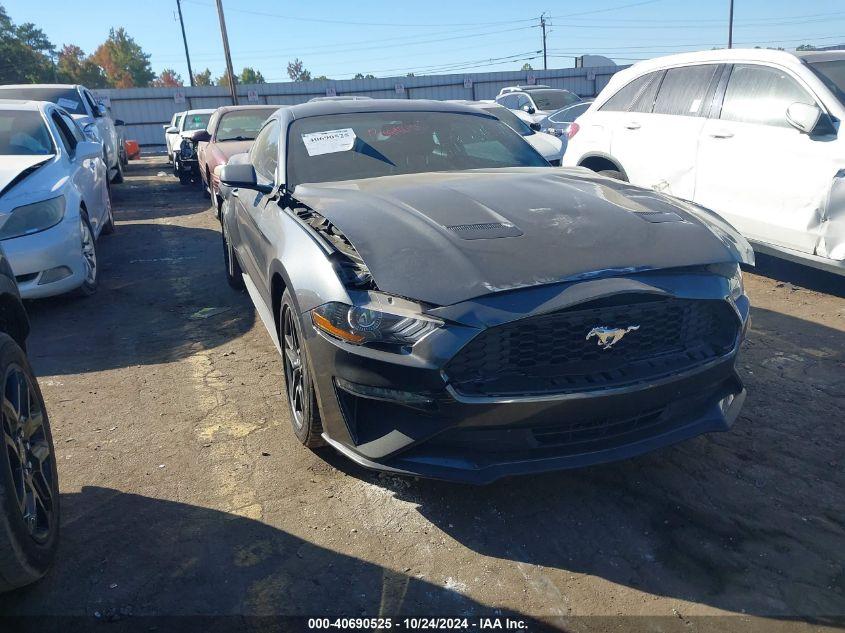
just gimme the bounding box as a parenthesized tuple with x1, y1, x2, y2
(280, 289, 324, 448)
(221, 217, 244, 290)
(76, 214, 98, 297)
(597, 169, 627, 182)
(178, 172, 191, 186)
(110, 157, 124, 184)
(101, 186, 115, 236)
(0, 333, 59, 592)
(203, 169, 211, 199)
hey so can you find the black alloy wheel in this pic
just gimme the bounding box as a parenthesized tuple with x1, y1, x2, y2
(0, 334, 59, 592)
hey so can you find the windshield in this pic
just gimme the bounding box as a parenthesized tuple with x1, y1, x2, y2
(481, 105, 533, 136)
(182, 113, 211, 131)
(549, 102, 591, 123)
(287, 111, 548, 187)
(0, 111, 54, 155)
(0, 86, 84, 114)
(529, 89, 581, 111)
(216, 109, 275, 141)
(807, 59, 845, 104)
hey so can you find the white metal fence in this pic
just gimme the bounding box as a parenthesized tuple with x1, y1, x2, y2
(96, 65, 626, 146)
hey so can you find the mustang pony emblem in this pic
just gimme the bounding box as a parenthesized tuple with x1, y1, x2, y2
(586, 325, 640, 350)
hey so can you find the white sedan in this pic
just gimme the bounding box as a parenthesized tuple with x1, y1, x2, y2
(0, 100, 113, 298)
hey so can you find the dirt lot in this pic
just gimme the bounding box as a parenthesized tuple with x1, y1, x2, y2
(1, 157, 843, 629)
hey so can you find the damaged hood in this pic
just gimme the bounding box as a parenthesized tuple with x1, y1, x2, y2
(293, 168, 750, 306)
(0, 155, 53, 199)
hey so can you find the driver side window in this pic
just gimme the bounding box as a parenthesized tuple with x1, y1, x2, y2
(250, 120, 279, 182)
(719, 64, 816, 128)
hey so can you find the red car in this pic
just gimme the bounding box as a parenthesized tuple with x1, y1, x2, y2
(189, 105, 277, 216)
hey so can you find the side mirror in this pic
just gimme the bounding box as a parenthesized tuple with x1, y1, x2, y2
(522, 105, 535, 114)
(166, 126, 179, 134)
(786, 102, 822, 134)
(219, 163, 273, 194)
(529, 122, 541, 131)
(114, 119, 125, 126)
(76, 140, 102, 160)
(185, 129, 211, 143)
(96, 103, 107, 117)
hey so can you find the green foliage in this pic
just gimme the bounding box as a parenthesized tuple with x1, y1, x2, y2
(193, 68, 213, 86)
(287, 58, 311, 82)
(239, 67, 266, 84)
(0, 5, 56, 83)
(56, 44, 107, 87)
(92, 27, 155, 88)
(521, 63, 534, 71)
(353, 73, 376, 79)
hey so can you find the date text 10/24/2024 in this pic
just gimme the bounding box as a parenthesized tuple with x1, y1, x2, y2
(307, 617, 530, 630)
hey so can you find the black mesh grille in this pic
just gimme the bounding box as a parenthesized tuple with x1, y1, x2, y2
(445, 296, 738, 397)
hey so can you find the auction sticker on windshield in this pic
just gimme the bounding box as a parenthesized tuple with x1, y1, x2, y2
(302, 128, 356, 156)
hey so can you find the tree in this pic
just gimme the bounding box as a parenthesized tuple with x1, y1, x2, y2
(56, 45, 108, 87)
(287, 58, 311, 82)
(314, 75, 329, 81)
(92, 27, 155, 88)
(239, 67, 265, 84)
(0, 6, 56, 83)
(353, 73, 375, 79)
(193, 68, 213, 86)
(152, 68, 183, 87)
(215, 69, 233, 87)
(796, 44, 817, 51)
(521, 63, 534, 71)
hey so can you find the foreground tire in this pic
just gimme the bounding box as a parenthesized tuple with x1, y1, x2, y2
(110, 158, 124, 184)
(0, 333, 59, 592)
(76, 215, 98, 297)
(280, 290, 323, 448)
(597, 169, 627, 182)
(101, 188, 115, 236)
(221, 218, 244, 290)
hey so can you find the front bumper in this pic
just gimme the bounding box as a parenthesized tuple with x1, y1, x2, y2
(302, 275, 749, 484)
(2, 217, 85, 299)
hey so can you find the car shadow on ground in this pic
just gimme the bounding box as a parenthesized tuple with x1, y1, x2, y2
(23, 219, 254, 376)
(748, 254, 844, 298)
(0, 486, 536, 627)
(326, 306, 844, 622)
(110, 160, 212, 222)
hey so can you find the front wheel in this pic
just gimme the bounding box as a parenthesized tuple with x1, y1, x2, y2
(0, 333, 60, 592)
(110, 157, 124, 184)
(221, 217, 244, 290)
(280, 290, 323, 448)
(76, 215, 98, 297)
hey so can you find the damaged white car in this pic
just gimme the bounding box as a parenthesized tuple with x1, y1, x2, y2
(563, 49, 845, 275)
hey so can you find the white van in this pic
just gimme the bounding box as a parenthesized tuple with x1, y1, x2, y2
(563, 49, 845, 275)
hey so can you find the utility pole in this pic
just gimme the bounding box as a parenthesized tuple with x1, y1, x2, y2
(728, 0, 734, 49)
(176, 0, 195, 86)
(215, 0, 238, 104)
(540, 13, 548, 70)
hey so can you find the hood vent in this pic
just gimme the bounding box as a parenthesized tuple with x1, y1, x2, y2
(447, 221, 524, 240)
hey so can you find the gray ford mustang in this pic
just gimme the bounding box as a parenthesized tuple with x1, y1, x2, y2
(218, 99, 753, 484)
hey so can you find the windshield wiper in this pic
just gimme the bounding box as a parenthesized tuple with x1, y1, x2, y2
(219, 135, 255, 142)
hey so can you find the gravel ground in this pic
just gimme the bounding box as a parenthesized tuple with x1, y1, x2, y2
(1, 157, 842, 631)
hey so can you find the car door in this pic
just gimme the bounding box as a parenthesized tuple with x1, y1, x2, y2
(51, 110, 102, 229)
(234, 119, 279, 298)
(695, 63, 837, 254)
(83, 88, 117, 170)
(609, 64, 720, 200)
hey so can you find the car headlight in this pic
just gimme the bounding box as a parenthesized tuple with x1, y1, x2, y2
(0, 196, 66, 240)
(180, 139, 194, 159)
(311, 301, 441, 347)
(708, 262, 744, 301)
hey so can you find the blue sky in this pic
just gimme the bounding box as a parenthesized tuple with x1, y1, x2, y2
(5, 0, 845, 82)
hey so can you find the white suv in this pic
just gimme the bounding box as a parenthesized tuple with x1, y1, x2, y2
(563, 49, 845, 275)
(495, 86, 582, 124)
